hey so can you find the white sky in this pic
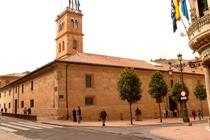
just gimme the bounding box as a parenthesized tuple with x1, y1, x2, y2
(0, 0, 198, 75)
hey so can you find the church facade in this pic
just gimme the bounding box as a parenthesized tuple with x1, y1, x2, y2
(0, 4, 208, 120)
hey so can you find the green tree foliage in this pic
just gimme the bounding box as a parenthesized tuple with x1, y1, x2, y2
(194, 83, 207, 113)
(172, 82, 189, 103)
(148, 71, 168, 123)
(117, 68, 142, 125)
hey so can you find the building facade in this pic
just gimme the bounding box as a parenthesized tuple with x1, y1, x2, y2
(188, 0, 210, 121)
(0, 4, 209, 120)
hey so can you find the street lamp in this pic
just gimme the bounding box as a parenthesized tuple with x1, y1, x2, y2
(177, 53, 190, 123)
(169, 54, 190, 123)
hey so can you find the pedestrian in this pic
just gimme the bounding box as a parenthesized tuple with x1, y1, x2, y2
(173, 109, 177, 117)
(197, 109, 202, 120)
(23, 107, 28, 114)
(76, 106, 81, 123)
(72, 108, 77, 122)
(135, 107, 141, 121)
(100, 109, 107, 126)
(28, 107, 31, 115)
(192, 109, 196, 120)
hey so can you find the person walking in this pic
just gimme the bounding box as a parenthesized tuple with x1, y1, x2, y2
(100, 109, 107, 126)
(76, 106, 81, 123)
(135, 107, 141, 121)
(72, 108, 77, 122)
(192, 109, 196, 120)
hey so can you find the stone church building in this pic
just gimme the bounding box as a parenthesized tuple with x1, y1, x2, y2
(0, 5, 208, 120)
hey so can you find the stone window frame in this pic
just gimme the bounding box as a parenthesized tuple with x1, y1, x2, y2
(21, 101, 24, 108)
(30, 99, 34, 108)
(85, 96, 95, 106)
(73, 40, 77, 49)
(62, 41, 65, 51)
(85, 74, 94, 88)
(31, 81, 34, 91)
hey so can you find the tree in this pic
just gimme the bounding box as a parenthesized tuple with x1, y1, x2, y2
(117, 68, 142, 125)
(172, 82, 189, 103)
(172, 82, 189, 117)
(194, 83, 207, 114)
(148, 71, 168, 123)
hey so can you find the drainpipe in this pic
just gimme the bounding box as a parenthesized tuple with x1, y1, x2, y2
(66, 64, 69, 120)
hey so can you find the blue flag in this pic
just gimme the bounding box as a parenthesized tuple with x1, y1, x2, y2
(181, 0, 189, 21)
(171, 0, 177, 32)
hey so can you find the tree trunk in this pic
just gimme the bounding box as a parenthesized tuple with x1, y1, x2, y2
(158, 102, 162, 123)
(129, 103, 133, 125)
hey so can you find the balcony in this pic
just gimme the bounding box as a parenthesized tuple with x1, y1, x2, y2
(188, 13, 210, 53)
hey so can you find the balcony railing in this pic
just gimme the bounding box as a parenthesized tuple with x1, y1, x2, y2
(188, 13, 210, 37)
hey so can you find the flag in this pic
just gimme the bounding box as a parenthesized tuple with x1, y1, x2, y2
(174, 0, 181, 21)
(171, 0, 177, 32)
(181, 0, 189, 20)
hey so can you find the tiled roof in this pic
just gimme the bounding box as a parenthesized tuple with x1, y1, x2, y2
(58, 52, 203, 75)
(0, 73, 27, 77)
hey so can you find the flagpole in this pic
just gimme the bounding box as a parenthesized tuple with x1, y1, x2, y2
(180, 17, 190, 39)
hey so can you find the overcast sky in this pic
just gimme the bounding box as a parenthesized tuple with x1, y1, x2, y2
(0, 0, 198, 75)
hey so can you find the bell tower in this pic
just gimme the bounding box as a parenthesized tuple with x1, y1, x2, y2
(55, 0, 83, 59)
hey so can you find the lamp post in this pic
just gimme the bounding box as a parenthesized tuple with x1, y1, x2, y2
(169, 53, 190, 123)
(177, 53, 190, 123)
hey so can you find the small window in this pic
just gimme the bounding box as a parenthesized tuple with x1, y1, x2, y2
(73, 40, 77, 49)
(62, 41, 65, 51)
(59, 95, 64, 99)
(75, 20, 78, 28)
(22, 84, 24, 93)
(30, 99, 34, 108)
(31, 81, 34, 90)
(8, 103, 11, 109)
(0, 93, 1, 98)
(85, 75, 92, 88)
(71, 19, 74, 28)
(85, 97, 94, 106)
(59, 43, 62, 52)
(21, 101, 24, 108)
(170, 80, 173, 88)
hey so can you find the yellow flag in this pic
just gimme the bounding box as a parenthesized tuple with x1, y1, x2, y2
(174, 0, 181, 21)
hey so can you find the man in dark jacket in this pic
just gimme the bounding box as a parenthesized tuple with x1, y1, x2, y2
(100, 109, 107, 126)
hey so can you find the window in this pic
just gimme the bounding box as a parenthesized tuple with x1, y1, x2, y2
(75, 20, 78, 28)
(71, 19, 74, 28)
(62, 41, 65, 51)
(85, 97, 94, 106)
(59, 43, 61, 52)
(30, 99, 34, 108)
(0, 82, 1, 87)
(22, 84, 24, 93)
(21, 101, 24, 108)
(85, 75, 92, 88)
(59, 95, 64, 99)
(73, 40, 77, 49)
(0, 93, 1, 98)
(31, 81, 34, 90)
(170, 80, 173, 88)
(8, 103, 11, 109)
(59, 22, 64, 31)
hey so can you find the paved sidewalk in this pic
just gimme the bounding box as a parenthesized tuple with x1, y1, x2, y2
(38, 117, 210, 140)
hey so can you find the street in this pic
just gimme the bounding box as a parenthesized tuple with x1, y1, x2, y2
(0, 117, 145, 140)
